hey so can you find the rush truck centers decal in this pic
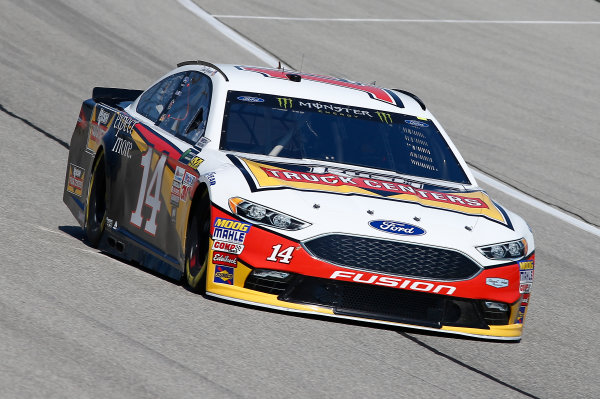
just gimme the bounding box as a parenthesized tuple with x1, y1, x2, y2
(236, 157, 509, 226)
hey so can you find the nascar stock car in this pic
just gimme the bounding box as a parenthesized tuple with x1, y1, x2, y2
(63, 61, 535, 340)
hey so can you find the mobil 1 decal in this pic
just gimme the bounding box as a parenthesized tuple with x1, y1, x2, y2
(231, 156, 510, 227)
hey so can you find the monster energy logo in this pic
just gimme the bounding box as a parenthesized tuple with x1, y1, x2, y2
(376, 111, 393, 124)
(277, 97, 293, 109)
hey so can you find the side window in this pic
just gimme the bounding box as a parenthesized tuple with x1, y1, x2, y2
(157, 71, 212, 144)
(136, 73, 185, 122)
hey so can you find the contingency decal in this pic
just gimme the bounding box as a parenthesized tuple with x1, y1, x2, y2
(236, 66, 403, 107)
(211, 217, 251, 256)
(516, 259, 534, 324)
(212, 217, 251, 245)
(67, 163, 85, 197)
(212, 251, 238, 267)
(234, 157, 510, 226)
(518, 260, 534, 294)
(214, 265, 235, 285)
(87, 106, 115, 153)
(516, 293, 530, 324)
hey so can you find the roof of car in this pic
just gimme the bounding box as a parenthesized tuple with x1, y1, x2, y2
(177, 61, 428, 116)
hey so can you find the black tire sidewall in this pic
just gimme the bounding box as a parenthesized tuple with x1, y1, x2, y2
(85, 154, 106, 247)
(185, 199, 210, 292)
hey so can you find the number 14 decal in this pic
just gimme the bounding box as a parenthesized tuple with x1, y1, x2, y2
(266, 244, 295, 264)
(130, 151, 167, 236)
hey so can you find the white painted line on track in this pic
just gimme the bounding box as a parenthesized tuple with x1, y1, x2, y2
(212, 16, 600, 24)
(177, 0, 290, 68)
(34, 225, 103, 255)
(0, 215, 104, 256)
(180, 1, 600, 238)
(472, 169, 600, 237)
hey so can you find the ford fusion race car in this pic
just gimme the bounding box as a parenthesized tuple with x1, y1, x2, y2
(64, 61, 535, 340)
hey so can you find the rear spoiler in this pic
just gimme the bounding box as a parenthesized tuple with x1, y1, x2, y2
(92, 87, 143, 109)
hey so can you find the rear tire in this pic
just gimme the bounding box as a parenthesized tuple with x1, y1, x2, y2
(85, 152, 107, 247)
(185, 192, 210, 292)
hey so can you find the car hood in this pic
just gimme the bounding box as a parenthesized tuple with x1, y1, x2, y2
(205, 153, 531, 265)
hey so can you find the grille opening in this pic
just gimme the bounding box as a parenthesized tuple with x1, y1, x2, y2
(278, 276, 489, 329)
(482, 302, 511, 325)
(244, 269, 295, 295)
(303, 234, 481, 280)
(243, 272, 506, 329)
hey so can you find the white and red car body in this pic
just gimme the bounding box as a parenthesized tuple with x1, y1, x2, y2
(64, 62, 535, 340)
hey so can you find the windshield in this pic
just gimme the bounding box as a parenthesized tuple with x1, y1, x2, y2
(220, 91, 469, 183)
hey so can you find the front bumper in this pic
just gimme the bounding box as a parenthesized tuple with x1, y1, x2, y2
(206, 206, 534, 340)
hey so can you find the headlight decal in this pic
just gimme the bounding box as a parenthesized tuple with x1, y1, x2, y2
(477, 238, 528, 260)
(228, 197, 311, 230)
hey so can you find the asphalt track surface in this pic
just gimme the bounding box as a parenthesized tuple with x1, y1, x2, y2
(0, 0, 598, 397)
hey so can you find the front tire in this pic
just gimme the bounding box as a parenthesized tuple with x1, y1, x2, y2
(185, 192, 210, 292)
(85, 152, 107, 247)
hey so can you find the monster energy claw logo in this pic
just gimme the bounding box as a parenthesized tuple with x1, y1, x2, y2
(376, 111, 393, 124)
(277, 97, 293, 109)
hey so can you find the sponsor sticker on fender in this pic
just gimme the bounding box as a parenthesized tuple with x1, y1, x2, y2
(236, 157, 509, 226)
(87, 106, 114, 152)
(212, 240, 244, 255)
(486, 278, 509, 288)
(183, 171, 196, 186)
(517, 293, 531, 324)
(519, 283, 532, 294)
(174, 166, 185, 183)
(212, 218, 251, 245)
(188, 156, 204, 169)
(180, 171, 196, 201)
(213, 252, 238, 266)
(67, 163, 85, 197)
(170, 181, 181, 206)
(179, 148, 199, 164)
(518, 259, 534, 290)
(516, 305, 527, 324)
(520, 270, 534, 283)
(214, 265, 234, 285)
(519, 260, 534, 270)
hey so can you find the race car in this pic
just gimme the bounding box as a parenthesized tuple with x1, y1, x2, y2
(63, 61, 535, 340)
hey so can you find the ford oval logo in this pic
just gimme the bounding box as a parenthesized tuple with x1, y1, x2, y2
(237, 96, 264, 103)
(405, 120, 429, 128)
(368, 220, 426, 236)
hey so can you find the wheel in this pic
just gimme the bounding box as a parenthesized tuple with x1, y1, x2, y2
(185, 192, 210, 292)
(85, 152, 107, 247)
